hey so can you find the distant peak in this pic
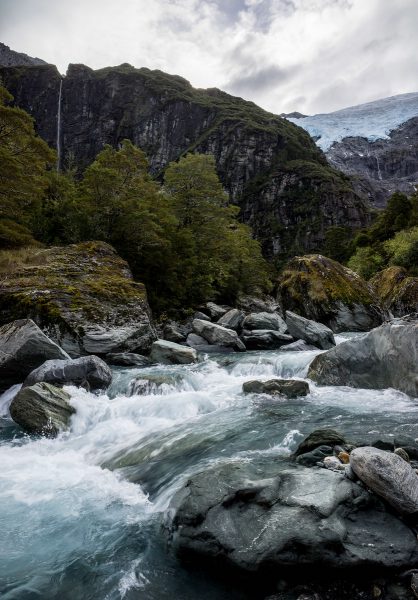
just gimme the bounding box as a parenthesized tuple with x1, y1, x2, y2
(0, 42, 47, 67)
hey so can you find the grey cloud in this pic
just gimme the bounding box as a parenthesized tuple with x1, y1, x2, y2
(227, 65, 296, 95)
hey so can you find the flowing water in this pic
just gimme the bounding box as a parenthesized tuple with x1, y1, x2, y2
(1, 337, 418, 600)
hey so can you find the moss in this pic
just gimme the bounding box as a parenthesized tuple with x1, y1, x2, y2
(370, 266, 418, 312)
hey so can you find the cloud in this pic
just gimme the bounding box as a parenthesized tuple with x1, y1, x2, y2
(0, 0, 417, 115)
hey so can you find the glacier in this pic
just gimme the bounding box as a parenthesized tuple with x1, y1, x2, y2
(288, 92, 418, 151)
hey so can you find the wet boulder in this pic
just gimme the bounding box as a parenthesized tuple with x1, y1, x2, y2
(167, 460, 418, 575)
(294, 429, 347, 457)
(105, 352, 152, 367)
(243, 379, 310, 398)
(10, 382, 75, 436)
(296, 445, 334, 466)
(308, 315, 418, 397)
(350, 446, 418, 516)
(150, 340, 198, 365)
(192, 319, 246, 351)
(278, 254, 386, 332)
(217, 309, 244, 331)
(23, 356, 112, 391)
(242, 311, 288, 333)
(0, 319, 69, 393)
(240, 330, 292, 350)
(285, 311, 335, 350)
(128, 373, 184, 395)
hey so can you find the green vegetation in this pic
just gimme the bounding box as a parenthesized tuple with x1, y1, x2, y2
(0, 86, 271, 313)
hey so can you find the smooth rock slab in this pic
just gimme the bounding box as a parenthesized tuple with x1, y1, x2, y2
(168, 461, 418, 574)
(192, 319, 246, 351)
(285, 311, 335, 350)
(350, 446, 418, 515)
(10, 382, 75, 436)
(243, 379, 310, 398)
(23, 356, 112, 391)
(308, 315, 418, 396)
(0, 319, 70, 393)
(150, 340, 197, 365)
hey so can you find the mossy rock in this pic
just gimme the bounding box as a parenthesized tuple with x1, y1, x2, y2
(278, 254, 386, 332)
(0, 241, 157, 356)
(370, 266, 418, 317)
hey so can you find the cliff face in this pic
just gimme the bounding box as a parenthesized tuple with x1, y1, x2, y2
(0, 42, 47, 67)
(0, 62, 371, 263)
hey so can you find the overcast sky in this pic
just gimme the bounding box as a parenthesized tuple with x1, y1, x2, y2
(1, 0, 417, 114)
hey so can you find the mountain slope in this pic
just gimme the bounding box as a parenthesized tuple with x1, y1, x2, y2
(0, 42, 47, 67)
(0, 60, 370, 264)
(288, 93, 418, 205)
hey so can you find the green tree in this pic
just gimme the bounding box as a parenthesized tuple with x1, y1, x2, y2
(384, 227, 418, 274)
(322, 226, 352, 263)
(347, 246, 384, 279)
(0, 85, 55, 246)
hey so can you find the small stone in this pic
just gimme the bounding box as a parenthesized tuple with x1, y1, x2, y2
(324, 456, 344, 470)
(338, 451, 350, 464)
(394, 447, 410, 462)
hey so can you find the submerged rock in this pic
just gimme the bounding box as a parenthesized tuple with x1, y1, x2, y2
(278, 255, 386, 332)
(192, 319, 246, 351)
(0, 319, 69, 393)
(150, 340, 198, 365)
(105, 352, 152, 367)
(240, 330, 293, 350)
(294, 429, 347, 457)
(23, 356, 112, 391)
(167, 460, 418, 574)
(10, 382, 75, 436)
(350, 446, 418, 516)
(285, 311, 335, 349)
(243, 379, 310, 398)
(0, 242, 157, 356)
(242, 312, 288, 333)
(128, 373, 184, 395)
(370, 266, 418, 317)
(308, 315, 418, 397)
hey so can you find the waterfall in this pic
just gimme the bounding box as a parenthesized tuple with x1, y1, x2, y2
(56, 79, 63, 172)
(376, 155, 382, 180)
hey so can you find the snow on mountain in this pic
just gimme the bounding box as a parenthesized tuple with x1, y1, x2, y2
(288, 92, 418, 151)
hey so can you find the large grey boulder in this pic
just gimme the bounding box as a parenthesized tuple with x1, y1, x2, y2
(240, 330, 293, 350)
(217, 309, 244, 331)
(285, 311, 335, 350)
(10, 382, 75, 436)
(350, 447, 418, 516)
(294, 428, 347, 457)
(0, 319, 69, 393)
(242, 379, 310, 398)
(185, 333, 234, 354)
(308, 315, 418, 397)
(162, 321, 189, 343)
(150, 340, 198, 365)
(204, 302, 229, 320)
(237, 295, 281, 315)
(105, 352, 152, 367)
(23, 356, 112, 391)
(242, 312, 288, 333)
(192, 319, 246, 351)
(167, 460, 418, 574)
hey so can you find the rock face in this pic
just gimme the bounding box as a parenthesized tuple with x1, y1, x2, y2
(0, 42, 47, 67)
(0, 242, 157, 357)
(278, 254, 386, 332)
(370, 267, 418, 317)
(10, 382, 75, 436)
(192, 319, 246, 351)
(150, 340, 197, 365)
(168, 460, 418, 575)
(0, 319, 69, 393)
(242, 312, 288, 333)
(308, 315, 418, 397)
(242, 379, 310, 398)
(350, 447, 418, 516)
(240, 330, 293, 350)
(285, 311, 335, 349)
(0, 62, 370, 262)
(23, 356, 112, 391)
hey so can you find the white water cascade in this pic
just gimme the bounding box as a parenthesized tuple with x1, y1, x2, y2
(56, 78, 63, 172)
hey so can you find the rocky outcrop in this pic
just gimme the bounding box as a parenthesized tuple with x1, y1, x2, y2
(10, 382, 75, 436)
(308, 315, 418, 397)
(242, 379, 310, 398)
(0, 242, 157, 357)
(370, 266, 418, 317)
(192, 319, 246, 351)
(167, 459, 418, 575)
(23, 356, 112, 391)
(350, 447, 418, 516)
(278, 254, 386, 331)
(285, 311, 335, 349)
(0, 62, 371, 261)
(0, 319, 69, 393)
(150, 340, 197, 365)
